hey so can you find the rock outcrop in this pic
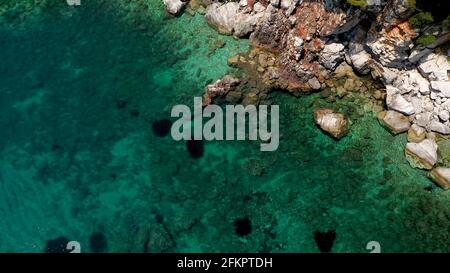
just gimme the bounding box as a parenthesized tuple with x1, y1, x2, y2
(205, 2, 267, 37)
(203, 75, 240, 105)
(163, 0, 185, 15)
(377, 110, 411, 134)
(191, 0, 450, 176)
(385, 85, 415, 115)
(407, 124, 426, 143)
(319, 42, 345, 70)
(314, 108, 349, 139)
(405, 138, 438, 170)
(429, 167, 450, 190)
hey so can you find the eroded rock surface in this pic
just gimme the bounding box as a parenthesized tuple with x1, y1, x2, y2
(405, 138, 438, 170)
(430, 167, 450, 190)
(314, 108, 349, 139)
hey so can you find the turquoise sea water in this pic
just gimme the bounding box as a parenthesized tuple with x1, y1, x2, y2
(0, 1, 449, 252)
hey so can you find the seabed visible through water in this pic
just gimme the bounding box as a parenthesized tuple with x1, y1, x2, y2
(0, 1, 448, 253)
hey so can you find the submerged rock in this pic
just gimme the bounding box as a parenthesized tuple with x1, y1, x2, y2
(314, 108, 349, 139)
(405, 139, 438, 170)
(163, 0, 185, 15)
(377, 110, 410, 134)
(429, 167, 450, 190)
(203, 75, 240, 105)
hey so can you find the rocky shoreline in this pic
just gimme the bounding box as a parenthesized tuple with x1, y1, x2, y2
(163, 0, 450, 189)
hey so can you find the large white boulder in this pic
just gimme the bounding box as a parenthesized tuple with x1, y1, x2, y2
(405, 138, 438, 170)
(393, 69, 430, 95)
(430, 81, 450, 98)
(428, 120, 450, 135)
(163, 0, 185, 15)
(205, 3, 239, 35)
(377, 110, 411, 134)
(418, 53, 450, 81)
(385, 85, 415, 115)
(205, 2, 266, 37)
(429, 167, 450, 190)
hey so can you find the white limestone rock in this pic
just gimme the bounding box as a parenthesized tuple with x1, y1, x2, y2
(386, 85, 415, 115)
(429, 167, 450, 190)
(163, 0, 185, 15)
(347, 27, 371, 74)
(380, 66, 399, 85)
(414, 112, 433, 128)
(205, 3, 239, 35)
(205, 2, 266, 37)
(393, 70, 430, 95)
(439, 110, 449, 122)
(234, 12, 266, 37)
(349, 49, 371, 75)
(319, 42, 345, 70)
(430, 81, 450, 98)
(254, 3, 266, 12)
(280, 0, 292, 9)
(428, 120, 450, 134)
(377, 110, 411, 134)
(366, 22, 416, 68)
(418, 53, 450, 81)
(405, 138, 438, 170)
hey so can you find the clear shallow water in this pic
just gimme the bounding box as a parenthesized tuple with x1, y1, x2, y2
(0, 1, 448, 252)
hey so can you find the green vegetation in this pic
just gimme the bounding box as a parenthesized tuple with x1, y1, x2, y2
(337, 0, 368, 8)
(346, 0, 368, 8)
(442, 14, 450, 30)
(406, 0, 417, 9)
(416, 34, 437, 46)
(409, 12, 434, 28)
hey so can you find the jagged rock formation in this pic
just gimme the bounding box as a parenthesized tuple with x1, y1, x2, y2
(162, 0, 450, 181)
(203, 75, 241, 105)
(377, 110, 411, 134)
(205, 1, 268, 37)
(405, 138, 438, 170)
